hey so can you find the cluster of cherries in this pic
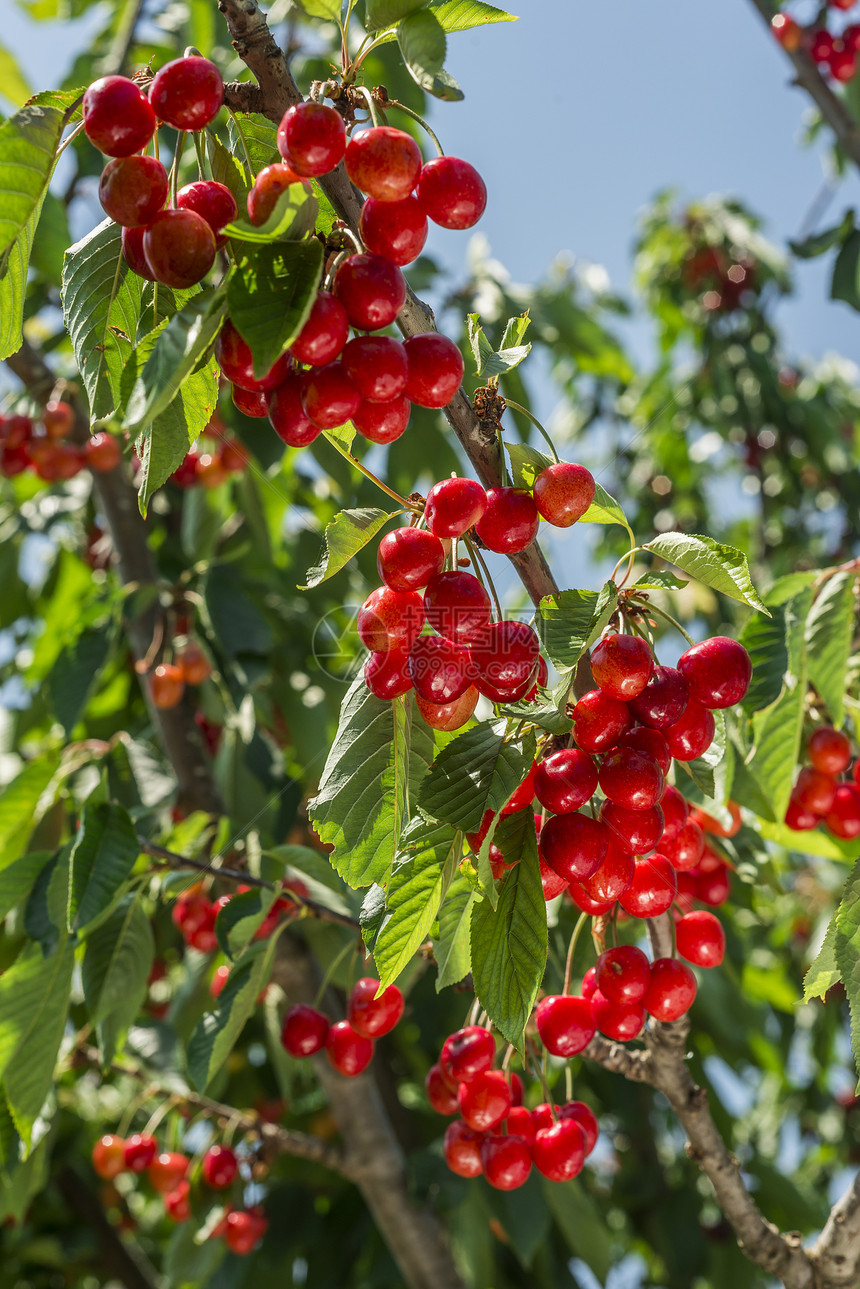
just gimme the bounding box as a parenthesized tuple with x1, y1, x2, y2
(91, 1132, 267, 1253)
(785, 724, 860, 838)
(773, 3, 860, 82)
(168, 428, 249, 490)
(148, 637, 212, 710)
(681, 244, 757, 315)
(171, 879, 297, 954)
(280, 977, 404, 1078)
(0, 402, 121, 480)
(358, 467, 597, 729)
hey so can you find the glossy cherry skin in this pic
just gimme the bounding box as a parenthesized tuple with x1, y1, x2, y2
(202, 1144, 238, 1189)
(618, 725, 671, 775)
(377, 527, 445, 592)
(348, 978, 404, 1038)
(150, 56, 223, 130)
(353, 395, 411, 443)
(619, 855, 677, 918)
(291, 291, 349, 367)
(277, 101, 346, 176)
(224, 1209, 268, 1255)
(143, 210, 216, 289)
(457, 1070, 512, 1132)
(345, 127, 422, 201)
(360, 194, 428, 265)
(342, 335, 409, 402)
(281, 1003, 330, 1056)
(334, 253, 406, 331)
(541, 812, 608, 883)
(559, 1101, 599, 1155)
(407, 635, 473, 703)
(535, 994, 595, 1057)
(598, 746, 664, 811)
(676, 910, 725, 967)
(532, 461, 596, 526)
(506, 1105, 535, 1143)
(176, 642, 210, 685)
(786, 798, 818, 831)
(695, 863, 731, 907)
(267, 373, 320, 446)
(503, 762, 538, 815)
(600, 800, 664, 855)
(596, 944, 651, 1004)
(424, 477, 487, 537)
(534, 748, 598, 815)
(830, 47, 857, 82)
(481, 1134, 532, 1190)
(665, 700, 716, 761)
(326, 1020, 374, 1076)
(443, 1120, 484, 1177)
(644, 958, 697, 1022)
(793, 767, 837, 816)
(533, 1118, 586, 1182)
(572, 688, 631, 753)
(92, 1134, 127, 1179)
(469, 620, 540, 702)
(403, 333, 465, 408)
(217, 320, 291, 392)
(124, 1133, 158, 1172)
(575, 835, 634, 905)
(247, 162, 306, 225)
(99, 155, 168, 227)
(164, 1180, 192, 1222)
(83, 76, 156, 156)
(357, 586, 425, 653)
(417, 155, 487, 229)
(440, 1026, 495, 1083)
(809, 726, 852, 775)
(661, 818, 705, 871)
(85, 431, 122, 473)
(474, 487, 540, 554)
(176, 180, 237, 246)
(590, 989, 646, 1041)
(591, 633, 654, 700)
(660, 785, 690, 839)
(677, 637, 752, 709)
(628, 665, 689, 730)
(301, 361, 360, 429)
(122, 226, 158, 281)
(423, 570, 491, 642)
(825, 784, 860, 839)
(425, 1063, 459, 1115)
(772, 13, 803, 50)
(364, 649, 412, 699)
(416, 685, 479, 731)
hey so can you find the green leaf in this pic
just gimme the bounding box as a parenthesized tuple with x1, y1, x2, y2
(750, 585, 811, 823)
(123, 285, 229, 431)
(580, 482, 629, 530)
(739, 596, 793, 714)
(418, 720, 534, 831)
(372, 818, 461, 987)
(538, 581, 617, 672)
(187, 939, 277, 1090)
(47, 621, 114, 735)
(301, 507, 398, 589)
(0, 851, 53, 921)
(398, 9, 464, 99)
(0, 755, 60, 875)
(430, 0, 518, 31)
(806, 571, 856, 727)
(543, 1179, 612, 1281)
(804, 919, 840, 1002)
(221, 184, 317, 244)
(0, 45, 33, 110)
(434, 873, 476, 989)
(757, 817, 860, 859)
(832, 229, 860, 311)
(308, 676, 434, 889)
(68, 800, 140, 934)
(24, 849, 70, 956)
(685, 711, 729, 802)
(207, 132, 250, 204)
(0, 202, 40, 360)
(504, 441, 552, 490)
(498, 699, 571, 735)
(227, 113, 279, 175)
(632, 570, 688, 591)
(295, 0, 342, 18)
(835, 859, 860, 1084)
(642, 532, 769, 614)
(468, 313, 494, 374)
(467, 313, 530, 376)
(0, 94, 74, 266)
(214, 886, 276, 958)
(81, 895, 154, 1065)
(366, 0, 430, 31)
(789, 208, 854, 259)
(470, 810, 546, 1048)
(227, 239, 323, 380)
(360, 884, 387, 947)
(133, 351, 218, 515)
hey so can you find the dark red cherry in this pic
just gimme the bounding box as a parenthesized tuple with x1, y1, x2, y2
(558, 1100, 598, 1155)
(347, 977, 404, 1038)
(793, 767, 837, 817)
(301, 362, 360, 429)
(360, 194, 428, 265)
(628, 665, 689, 730)
(403, 333, 464, 408)
(533, 748, 598, 815)
(590, 633, 654, 700)
(535, 994, 595, 1057)
(786, 798, 818, 831)
(424, 477, 487, 537)
(325, 1020, 374, 1076)
(443, 1120, 484, 1177)
(600, 800, 664, 854)
(663, 700, 715, 761)
(201, 1144, 238, 1189)
(417, 155, 487, 229)
(281, 1004, 330, 1056)
(377, 527, 445, 592)
(83, 75, 156, 156)
(532, 461, 595, 527)
(216, 319, 291, 393)
(334, 253, 406, 330)
(353, 395, 411, 443)
(676, 910, 725, 967)
(99, 155, 168, 227)
(595, 945, 651, 1004)
(150, 56, 224, 130)
(533, 1119, 586, 1182)
(122, 226, 158, 281)
(176, 180, 237, 246)
(540, 813, 608, 882)
(290, 292, 349, 367)
(618, 726, 671, 775)
(440, 1026, 495, 1083)
(423, 570, 491, 642)
(342, 335, 408, 402)
(364, 650, 412, 699)
(426, 1063, 459, 1115)
(457, 1070, 512, 1132)
(408, 635, 473, 703)
(677, 637, 752, 709)
(267, 373, 320, 447)
(357, 586, 425, 653)
(575, 835, 634, 904)
(469, 620, 540, 702)
(644, 958, 697, 1022)
(143, 209, 216, 289)
(277, 101, 346, 176)
(345, 126, 423, 201)
(474, 486, 539, 554)
(506, 1106, 535, 1143)
(618, 855, 677, 918)
(124, 1134, 157, 1172)
(825, 784, 860, 839)
(572, 688, 631, 753)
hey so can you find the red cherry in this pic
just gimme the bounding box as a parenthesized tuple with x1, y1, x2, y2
(443, 1120, 484, 1177)
(662, 818, 705, 872)
(530, 1103, 556, 1134)
(659, 784, 689, 839)
(677, 637, 751, 709)
(417, 156, 487, 229)
(408, 635, 473, 703)
(357, 585, 425, 653)
(92, 1134, 126, 1179)
(0, 442, 29, 476)
(325, 1020, 375, 1076)
(457, 1070, 512, 1131)
(345, 126, 422, 201)
(424, 570, 491, 642)
(695, 863, 731, 907)
(534, 748, 598, 815)
(600, 800, 664, 855)
(628, 665, 689, 730)
(481, 1133, 531, 1190)
(426, 1063, 459, 1115)
(364, 649, 412, 699)
(99, 155, 168, 227)
(808, 726, 852, 775)
(535, 994, 595, 1057)
(3, 413, 34, 446)
(122, 226, 157, 281)
(342, 335, 409, 403)
(85, 431, 122, 473)
(644, 958, 697, 1022)
(575, 835, 634, 905)
(301, 362, 360, 429)
(290, 291, 349, 367)
(176, 642, 210, 685)
(224, 1208, 267, 1255)
(474, 486, 539, 554)
(348, 977, 404, 1038)
(202, 1143, 239, 1189)
(572, 688, 631, 754)
(506, 1105, 535, 1143)
(469, 620, 540, 703)
(581, 967, 598, 999)
(164, 1180, 191, 1222)
(590, 989, 645, 1041)
(403, 333, 465, 408)
(232, 385, 269, 419)
(845, 23, 860, 54)
(377, 527, 445, 593)
(618, 855, 677, 918)
(618, 726, 671, 775)
(281, 1003, 330, 1056)
(148, 1152, 189, 1194)
(424, 477, 487, 537)
(793, 767, 837, 816)
(353, 395, 411, 443)
(539, 852, 569, 900)
(268, 373, 320, 446)
(772, 13, 803, 50)
(590, 633, 654, 700)
(277, 101, 346, 176)
(440, 1026, 495, 1083)
(503, 762, 538, 815)
(598, 747, 664, 811)
(785, 798, 817, 831)
(558, 1101, 599, 1155)
(83, 75, 156, 156)
(124, 1133, 157, 1172)
(533, 1118, 586, 1182)
(416, 685, 479, 731)
(150, 56, 223, 130)
(334, 253, 406, 330)
(360, 195, 428, 265)
(541, 812, 608, 882)
(532, 461, 595, 527)
(176, 180, 237, 247)
(825, 784, 860, 839)
(596, 944, 651, 1004)
(830, 46, 857, 81)
(143, 209, 216, 289)
(150, 663, 185, 710)
(676, 910, 725, 968)
(247, 162, 307, 226)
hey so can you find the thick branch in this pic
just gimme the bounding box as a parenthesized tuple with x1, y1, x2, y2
(55, 1166, 161, 1289)
(810, 1167, 860, 1287)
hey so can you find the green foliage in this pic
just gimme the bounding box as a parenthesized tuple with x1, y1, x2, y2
(642, 533, 769, 615)
(227, 239, 323, 379)
(397, 9, 464, 99)
(417, 719, 534, 831)
(187, 938, 278, 1090)
(371, 817, 461, 986)
(538, 582, 617, 672)
(468, 312, 531, 377)
(805, 571, 856, 727)
(68, 800, 140, 934)
(0, 755, 60, 874)
(301, 507, 400, 589)
(81, 895, 154, 1065)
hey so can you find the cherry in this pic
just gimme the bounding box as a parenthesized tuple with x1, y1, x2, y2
(793, 767, 837, 816)
(150, 56, 223, 130)
(424, 477, 487, 537)
(334, 253, 406, 330)
(598, 746, 664, 811)
(534, 748, 598, 815)
(771, 13, 803, 49)
(176, 180, 237, 247)
(664, 700, 715, 761)
(541, 812, 607, 883)
(357, 586, 425, 653)
(342, 335, 409, 402)
(149, 663, 185, 709)
(825, 784, 860, 839)
(424, 570, 491, 642)
(535, 994, 595, 1056)
(408, 635, 473, 703)
(581, 967, 598, 999)
(301, 362, 360, 429)
(277, 101, 346, 176)
(210, 964, 231, 999)
(676, 910, 725, 968)
(572, 688, 631, 753)
(149, 1152, 189, 1194)
(628, 665, 689, 730)
(481, 1133, 531, 1190)
(846, 23, 860, 55)
(530, 1103, 556, 1133)
(662, 818, 705, 871)
(537, 852, 567, 900)
(575, 835, 634, 905)
(85, 431, 122, 473)
(590, 633, 653, 700)
(474, 486, 539, 554)
(124, 1133, 157, 1172)
(403, 333, 465, 408)
(325, 1020, 374, 1076)
(596, 944, 651, 1004)
(247, 161, 306, 226)
(2, 413, 34, 447)
(175, 642, 210, 685)
(532, 461, 595, 527)
(1, 443, 29, 476)
(202, 1144, 238, 1188)
(426, 1063, 459, 1115)
(416, 685, 479, 731)
(524, 654, 549, 701)
(558, 1101, 598, 1155)
(224, 1208, 268, 1255)
(457, 1070, 512, 1131)
(281, 1003, 330, 1056)
(590, 989, 646, 1041)
(348, 978, 404, 1038)
(122, 226, 158, 281)
(377, 527, 445, 593)
(600, 800, 664, 854)
(644, 958, 697, 1022)
(417, 156, 487, 229)
(364, 649, 412, 699)
(506, 1105, 535, 1143)
(659, 784, 689, 839)
(219, 438, 249, 473)
(503, 762, 538, 814)
(677, 637, 751, 709)
(345, 127, 422, 201)
(268, 373, 319, 447)
(164, 1180, 191, 1222)
(440, 1025, 495, 1083)
(143, 209, 216, 289)
(695, 862, 731, 906)
(469, 620, 540, 702)
(290, 291, 349, 367)
(83, 76, 156, 156)
(92, 1134, 126, 1179)
(98, 155, 168, 227)
(353, 395, 411, 443)
(830, 46, 857, 82)
(808, 726, 852, 775)
(619, 855, 677, 918)
(360, 194, 428, 265)
(533, 1118, 586, 1182)
(443, 1120, 484, 1177)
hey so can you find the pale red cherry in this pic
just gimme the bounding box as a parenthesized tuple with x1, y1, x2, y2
(176, 180, 237, 247)
(590, 633, 654, 700)
(533, 1118, 586, 1182)
(247, 162, 307, 226)
(85, 431, 122, 473)
(277, 101, 346, 177)
(440, 1026, 495, 1083)
(417, 155, 487, 229)
(424, 477, 487, 537)
(377, 527, 445, 593)
(99, 155, 168, 227)
(92, 1134, 127, 1179)
(357, 586, 425, 653)
(532, 461, 595, 526)
(443, 1120, 484, 1177)
(535, 994, 595, 1057)
(150, 56, 224, 130)
(345, 126, 423, 201)
(347, 977, 404, 1038)
(416, 685, 479, 731)
(457, 1070, 512, 1132)
(644, 958, 697, 1022)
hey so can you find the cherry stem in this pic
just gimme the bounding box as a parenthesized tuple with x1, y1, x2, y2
(501, 1044, 514, 1073)
(142, 1092, 180, 1138)
(56, 119, 86, 157)
(562, 912, 588, 995)
(630, 595, 695, 646)
(168, 131, 187, 208)
(502, 398, 560, 463)
(495, 424, 510, 487)
(353, 84, 387, 129)
(467, 995, 482, 1027)
(526, 1038, 554, 1110)
(463, 535, 502, 622)
(312, 935, 357, 1011)
(323, 432, 420, 511)
(192, 129, 207, 181)
(117, 1083, 159, 1137)
(610, 544, 642, 590)
(564, 1065, 573, 1103)
(384, 98, 444, 156)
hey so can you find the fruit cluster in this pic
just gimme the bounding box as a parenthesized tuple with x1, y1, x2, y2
(681, 244, 757, 314)
(785, 724, 860, 838)
(171, 879, 296, 953)
(168, 431, 249, 489)
(0, 403, 120, 480)
(148, 638, 212, 711)
(280, 977, 404, 1078)
(773, 5, 860, 82)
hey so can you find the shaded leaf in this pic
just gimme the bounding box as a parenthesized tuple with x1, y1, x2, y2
(0, 851, 54, 921)
(373, 818, 461, 986)
(187, 939, 277, 1090)
(790, 208, 854, 259)
(214, 886, 276, 958)
(434, 873, 475, 989)
(82, 895, 154, 1065)
(367, 0, 429, 30)
(806, 570, 856, 727)
(398, 9, 464, 99)
(47, 620, 114, 735)
(0, 755, 60, 875)
(68, 800, 140, 934)
(750, 585, 811, 823)
(227, 239, 323, 379)
(832, 229, 860, 311)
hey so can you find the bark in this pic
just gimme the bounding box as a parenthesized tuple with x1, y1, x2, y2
(55, 1167, 161, 1289)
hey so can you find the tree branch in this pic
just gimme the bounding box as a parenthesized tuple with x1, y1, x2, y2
(55, 1166, 161, 1289)
(810, 1167, 860, 1288)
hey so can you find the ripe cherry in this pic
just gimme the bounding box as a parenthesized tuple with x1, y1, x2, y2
(591, 633, 654, 701)
(644, 958, 697, 1022)
(664, 700, 715, 761)
(224, 1208, 267, 1255)
(659, 784, 689, 839)
(334, 253, 406, 330)
(423, 570, 491, 642)
(600, 800, 664, 855)
(628, 665, 689, 730)
(364, 649, 412, 699)
(426, 1063, 459, 1115)
(474, 486, 539, 554)
(342, 335, 408, 402)
(417, 156, 487, 229)
(676, 910, 725, 967)
(619, 855, 677, 918)
(83, 75, 156, 156)
(694, 860, 731, 906)
(377, 527, 445, 593)
(469, 620, 540, 702)
(403, 333, 465, 408)
(122, 226, 157, 281)
(532, 461, 595, 527)
(353, 395, 411, 443)
(218, 321, 293, 393)
(85, 431, 122, 473)
(596, 944, 651, 1004)
(149, 1152, 189, 1194)
(325, 1020, 374, 1076)
(98, 155, 168, 227)
(277, 101, 346, 176)
(175, 642, 210, 685)
(360, 194, 428, 265)
(503, 762, 538, 814)
(176, 180, 237, 246)
(149, 663, 185, 710)
(440, 1025, 495, 1083)
(541, 812, 608, 882)
(772, 13, 803, 50)
(92, 1134, 126, 1179)
(535, 994, 595, 1057)
(164, 1180, 191, 1222)
(825, 784, 860, 839)
(416, 685, 479, 731)
(662, 818, 705, 871)
(506, 1105, 535, 1143)
(677, 637, 752, 709)
(124, 1133, 157, 1172)
(575, 835, 634, 905)
(291, 291, 349, 367)
(808, 726, 852, 775)
(598, 746, 664, 811)
(793, 767, 836, 816)
(150, 56, 224, 130)
(345, 126, 422, 201)
(533, 1118, 586, 1182)
(348, 978, 404, 1038)
(443, 1120, 484, 1177)
(572, 688, 631, 753)
(301, 362, 360, 429)
(457, 1070, 512, 1131)
(357, 586, 425, 653)
(268, 373, 320, 447)
(534, 748, 598, 815)
(559, 1101, 599, 1155)
(247, 162, 306, 226)
(590, 989, 646, 1041)
(281, 1003, 330, 1056)
(202, 1144, 238, 1189)
(481, 1133, 531, 1190)
(424, 477, 487, 537)
(143, 209, 216, 289)
(408, 635, 473, 703)
(618, 725, 671, 775)
(830, 46, 857, 82)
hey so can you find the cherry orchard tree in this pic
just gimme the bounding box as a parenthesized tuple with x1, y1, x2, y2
(1, 3, 860, 1289)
